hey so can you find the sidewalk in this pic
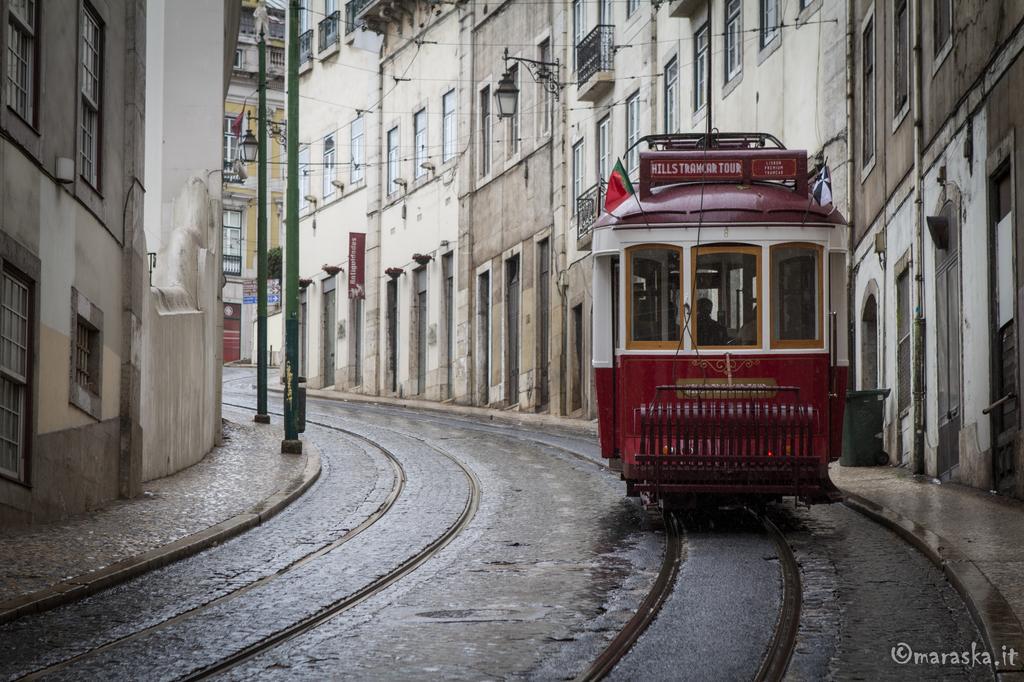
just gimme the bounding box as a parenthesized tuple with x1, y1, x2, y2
(0, 412, 319, 624)
(833, 462, 1024, 676)
(278, 384, 600, 437)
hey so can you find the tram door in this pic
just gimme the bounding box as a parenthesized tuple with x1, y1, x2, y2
(935, 204, 961, 478)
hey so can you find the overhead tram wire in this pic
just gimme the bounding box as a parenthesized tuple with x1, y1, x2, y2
(297, 1, 837, 47)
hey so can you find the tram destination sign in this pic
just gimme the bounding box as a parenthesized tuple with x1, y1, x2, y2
(640, 151, 807, 196)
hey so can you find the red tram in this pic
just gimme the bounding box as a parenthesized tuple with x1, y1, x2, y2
(591, 133, 849, 508)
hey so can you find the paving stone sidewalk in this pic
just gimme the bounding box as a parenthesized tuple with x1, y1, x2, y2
(832, 462, 1024, 673)
(0, 413, 313, 614)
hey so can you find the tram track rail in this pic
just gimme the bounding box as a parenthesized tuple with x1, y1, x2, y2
(576, 512, 683, 681)
(184, 403, 482, 680)
(19, 405, 480, 682)
(753, 511, 801, 682)
(227, 390, 803, 681)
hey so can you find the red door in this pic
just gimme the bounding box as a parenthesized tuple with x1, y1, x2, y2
(223, 303, 241, 364)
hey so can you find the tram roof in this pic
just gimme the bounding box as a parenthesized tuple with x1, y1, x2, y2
(594, 134, 847, 230)
(593, 182, 847, 230)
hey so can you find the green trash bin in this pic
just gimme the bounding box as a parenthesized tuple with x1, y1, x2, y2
(841, 388, 891, 466)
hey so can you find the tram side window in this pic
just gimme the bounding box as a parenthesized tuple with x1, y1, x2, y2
(630, 247, 681, 344)
(693, 247, 759, 347)
(771, 244, 822, 346)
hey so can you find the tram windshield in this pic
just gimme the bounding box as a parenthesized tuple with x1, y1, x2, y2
(692, 246, 759, 348)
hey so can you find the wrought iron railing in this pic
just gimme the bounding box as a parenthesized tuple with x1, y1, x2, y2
(576, 184, 602, 241)
(345, 0, 372, 33)
(223, 254, 242, 276)
(318, 11, 340, 51)
(299, 29, 313, 64)
(223, 158, 242, 184)
(576, 24, 614, 88)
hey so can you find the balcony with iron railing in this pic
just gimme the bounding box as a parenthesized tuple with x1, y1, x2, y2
(223, 158, 243, 184)
(269, 47, 285, 73)
(576, 24, 615, 102)
(319, 11, 340, 53)
(299, 29, 313, 67)
(345, 0, 372, 33)
(576, 184, 602, 249)
(223, 254, 242, 277)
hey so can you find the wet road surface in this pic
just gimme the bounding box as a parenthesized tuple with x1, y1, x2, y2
(0, 369, 995, 680)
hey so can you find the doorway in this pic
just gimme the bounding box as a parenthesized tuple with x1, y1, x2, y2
(861, 293, 878, 389)
(415, 268, 428, 395)
(991, 168, 1017, 492)
(506, 255, 520, 405)
(935, 204, 961, 478)
(321, 277, 336, 387)
(537, 239, 550, 409)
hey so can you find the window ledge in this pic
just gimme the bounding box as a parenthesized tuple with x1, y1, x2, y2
(757, 35, 782, 66)
(691, 105, 707, 128)
(931, 39, 953, 77)
(69, 385, 102, 421)
(721, 71, 743, 100)
(891, 101, 910, 134)
(861, 155, 877, 184)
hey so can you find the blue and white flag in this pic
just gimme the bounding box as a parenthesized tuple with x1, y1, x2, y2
(812, 165, 833, 206)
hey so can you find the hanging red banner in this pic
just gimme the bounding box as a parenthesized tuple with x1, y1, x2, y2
(348, 232, 366, 299)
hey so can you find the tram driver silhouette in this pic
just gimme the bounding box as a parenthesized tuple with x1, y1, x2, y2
(696, 297, 728, 346)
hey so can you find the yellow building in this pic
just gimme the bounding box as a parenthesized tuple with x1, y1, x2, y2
(222, 0, 287, 363)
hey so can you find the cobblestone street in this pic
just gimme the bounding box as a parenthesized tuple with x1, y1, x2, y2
(2, 370, 1012, 680)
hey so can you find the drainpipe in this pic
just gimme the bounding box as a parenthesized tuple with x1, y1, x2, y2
(845, 0, 857, 387)
(911, 0, 926, 474)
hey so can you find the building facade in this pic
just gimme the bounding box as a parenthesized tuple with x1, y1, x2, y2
(286, 0, 1024, 503)
(290, 0, 848, 421)
(223, 0, 288, 364)
(0, 0, 147, 523)
(291, 0, 381, 390)
(850, 0, 1024, 498)
(0, 0, 240, 525)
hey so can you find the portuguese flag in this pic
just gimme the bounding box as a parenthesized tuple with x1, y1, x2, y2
(604, 158, 635, 213)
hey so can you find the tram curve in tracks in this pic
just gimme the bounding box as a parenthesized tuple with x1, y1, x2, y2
(16, 415, 408, 681)
(264, 391, 800, 681)
(10, 406, 479, 681)
(183, 403, 482, 680)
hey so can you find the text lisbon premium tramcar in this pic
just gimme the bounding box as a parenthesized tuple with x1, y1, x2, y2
(591, 133, 849, 508)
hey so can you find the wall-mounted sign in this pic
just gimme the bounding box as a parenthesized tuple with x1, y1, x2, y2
(349, 232, 366, 300)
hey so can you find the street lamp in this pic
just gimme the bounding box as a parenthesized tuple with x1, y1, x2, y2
(494, 47, 561, 120)
(239, 125, 259, 164)
(494, 70, 519, 119)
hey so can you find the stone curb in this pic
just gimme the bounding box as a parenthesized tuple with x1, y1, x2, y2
(842, 490, 1024, 677)
(0, 441, 321, 626)
(269, 385, 599, 436)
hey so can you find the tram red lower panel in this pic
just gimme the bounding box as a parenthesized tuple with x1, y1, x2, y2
(595, 353, 847, 504)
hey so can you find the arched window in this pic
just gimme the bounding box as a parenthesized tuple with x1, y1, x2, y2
(861, 293, 878, 389)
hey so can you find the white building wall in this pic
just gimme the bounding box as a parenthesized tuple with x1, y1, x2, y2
(295, 5, 381, 389)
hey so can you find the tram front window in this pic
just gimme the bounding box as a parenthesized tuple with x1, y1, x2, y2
(771, 244, 822, 347)
(629, 247, 681, 344)
(693, 247, 759, 348)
